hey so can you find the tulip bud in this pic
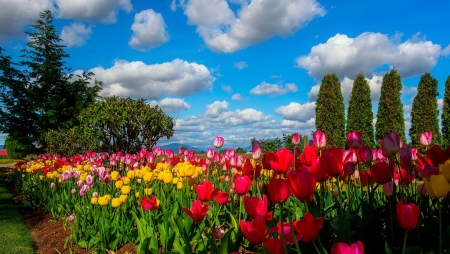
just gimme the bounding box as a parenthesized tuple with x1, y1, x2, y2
(346, 131, 362, 149)
(252, 140, 262, 160)
(213, 228, 225, 239)
(333, 190, 339, 197)
(68, 215, 75, 222)
(313, 130, 327, 150)
(292, 133, 300, 146)
(357, 146, 373, 164)
(417, 183, 427, 195)
(382, 182, 393, 197)
(214, 136, 224, 148)
(50, 182, 55, 189)
(419, 132, 432, 147)
(71, 189, 76, 195)
(92, 192, 99, 198)
(380, 132, 400, 158)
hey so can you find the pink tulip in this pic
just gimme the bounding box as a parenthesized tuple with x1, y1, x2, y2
(252, 140, 262, 160)
(346, 131, 362, 149)
(332, 241, 364, 254)
(313, 130, 327, 150)
(214, 136, 224, 148)
(292, 133, 300, 146)
(419, 132, 432, 147)
(381, 132, 400, 158)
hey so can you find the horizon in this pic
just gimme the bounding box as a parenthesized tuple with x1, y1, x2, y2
(0, 1, 449, 149)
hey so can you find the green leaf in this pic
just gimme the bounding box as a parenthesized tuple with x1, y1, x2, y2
(218, 227, 234, 254)
(384, 241, 394, 254)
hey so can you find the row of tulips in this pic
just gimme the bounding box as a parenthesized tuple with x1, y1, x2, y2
(10, 131, 450, 253)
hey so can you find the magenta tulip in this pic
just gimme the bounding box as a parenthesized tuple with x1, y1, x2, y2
(396, 201, 419, 231)
(346, 131, 362, 149)
(380, 132, 400, 158)
(313, 130, 327, 150)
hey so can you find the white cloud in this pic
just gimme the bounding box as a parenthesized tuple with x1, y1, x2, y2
(222, 84, 232, 92)
(234, 61, 248, 70)
(0, 0, 55, 40)
(60, 23, 92, 47)
(232, 93, 247, 101)
(296, 32, 449, 80)
(308, 84, 320, 101)
(438, 98, 443, 111)
(275, 102, 316, 121)
(178, 0, 325, 53)
(88, 59, 214, 99)
(250, 81, 297, 96)
(150, 97, 190, 114)
(129, 9, 169, 52)
(54, 0, 132, 23)
(205, 100, 229, 117)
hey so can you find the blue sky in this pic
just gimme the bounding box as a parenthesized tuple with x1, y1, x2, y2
(1, 0, 450, 150)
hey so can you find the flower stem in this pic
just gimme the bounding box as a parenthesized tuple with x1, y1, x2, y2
(287, 206, 302, 254)
(439, 201, 442, 254)
(402, 230, 408, 254)
(280, 203, 289, 254)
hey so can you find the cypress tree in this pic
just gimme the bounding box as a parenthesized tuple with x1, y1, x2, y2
(316, 73, 346, 148)
(409, 72, 442, 147)
(347, 73, 375, 148)
(441, 75, 450, 148)
(375, 69, 405, 143)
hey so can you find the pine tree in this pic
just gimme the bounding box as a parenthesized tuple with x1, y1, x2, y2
(316, 73, 346, 148)
(347, 73, 375, 148)
(375, 69, 405, 144)
(409, 73, 442, 147)
(441, 75, 450, 148)
(0, 10, 101, 153)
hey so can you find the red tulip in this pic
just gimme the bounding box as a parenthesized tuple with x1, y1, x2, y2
(360, 170, 374, 186)
(292, 213, 325, 243)
(266, 178, 291, 203)
(396, 201, 419, 231)
(214, 191, 233, 205)
(299, 145, 318, 166)
(240, 216, 267, 245)
(319, 147, 343, 177)
(183, 200, 209, 222)
(343, 162, 356, 176)
(264, 148, 294, 174)
(241, 158, 261, 179)
(287, 169, 316, 203)
(394, 168, 414, 186)
(313, 130, 327, 150)
(196, 180, 219, 202)
(346, 131, 362, 149)
(264, 238, 284, 254)
(331, 241, 364, 254)
(419, 132, 432, 147)
(266, 221, 301, 244)
(307, 158, 329, 182)
(292, 133, 300, 145)
(234, 175, 252, 196)
(139, 196, 159, 211)
(370, 161, 392, 184)
(244, 194, 273, 221)
(380, 132, 400, 158)
(357, 145, 373, 164)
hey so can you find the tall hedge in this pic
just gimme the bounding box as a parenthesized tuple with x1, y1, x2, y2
(316, 73, 346, 148)
(409, 72, 442, 147)
(347, 73, 375, 148)
(375, 69, 405, 143)
(442, 75, 450, 148)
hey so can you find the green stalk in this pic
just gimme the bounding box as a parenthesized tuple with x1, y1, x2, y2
(336, 178, 343, 215)
(401, 230, 408, 254)
(280, 203, 289, 254)
(287, 207, 302, 254)
(439, 201, 442, 254)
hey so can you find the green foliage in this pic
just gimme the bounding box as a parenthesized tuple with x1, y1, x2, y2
(375, 69, 405, 144)
(409, 72, 442, 147)
(282, 133, 304, 154)
(258, 137, 283, 152)
(44, 127, 100, 156)
(235, 147, 246, 154)
(316, 73, 346, 148)
(347, 73, 376, 148)
(4, 135, 32, 159)
(78, 96, 175, 153)
(442, 75, 450, 148)
(0, 10, 101, 152)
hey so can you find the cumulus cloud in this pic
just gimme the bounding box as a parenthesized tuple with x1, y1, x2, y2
(250, 82, 298, 96)
(205, 100, 229, 117)
(234, 61, 248, 70)
(0, 0, 54, 40)
(177, 0, 325, 53)
(87, 59, 214, 99)
(54, 0, 132, 23)
(129, 9, 169, 52)
(296, 32, 449, 80)
(60, 23, 92, 47)
(232, 93, 247, 101)
(275, 102, 316, 121)
(222, 84, 232, 92)
(150, 97, 190, 114)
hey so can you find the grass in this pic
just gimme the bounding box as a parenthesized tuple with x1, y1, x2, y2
(0, 172, 35, 254)
(0, 157, 20, 165)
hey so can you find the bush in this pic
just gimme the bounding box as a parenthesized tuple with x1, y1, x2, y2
(4, 135, 32, 159)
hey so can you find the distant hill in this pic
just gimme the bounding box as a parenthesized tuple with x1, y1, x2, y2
(158, 143, 204, 153)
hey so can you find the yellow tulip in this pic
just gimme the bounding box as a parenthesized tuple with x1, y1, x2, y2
(144, 188, 152, 196)
(104, 195, 112, 202)
(156, 162, 173, 172)
(121, 185, 131, 195)
(111, 198, 121, 208)
(79, 173, 87, 181)
(135, 191, 140, 198)
(91, 197, 98, 205)
(120, 195, 128, 203)
(39, 175, 44, 180)
(177, 181, 183, 190)
(83, 164, 91, 171)
(46, 172, 53, 179)
(127, 170, 136, 179)
(173, 177, 180, 184)
(425, 175, 450, 198)
(115, 180, 124, 189)
(176, 162, 196, 177)
(143, 172, 154, 182)
(162, 171, 173, 184)
(123, 177, 131, 185)
(76, 165, 83, 171)
(110, 171, 120, 181)
(140, 165, 150, 172)
(98, 196, 109, 206)
(441, 160, 450, 182)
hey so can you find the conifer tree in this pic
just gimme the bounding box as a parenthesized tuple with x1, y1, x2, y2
(375, 69, 405, 143)
(347, 73, 375, 148)
(441, 75, 450, 148)
(316, 73, 345, 148)
(409, 73, 442, 147)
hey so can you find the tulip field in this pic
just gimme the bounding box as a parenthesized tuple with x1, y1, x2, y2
(10, 131, 450, 253)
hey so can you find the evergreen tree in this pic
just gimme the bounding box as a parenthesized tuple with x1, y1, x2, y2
(0, 10, 101, 153)
(347, 73, 375, 148)
(316, 73, 346, 148)
(441, 75, 450, 148)
(409, 73, 442, 147)
(375, 69, 405, 143)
